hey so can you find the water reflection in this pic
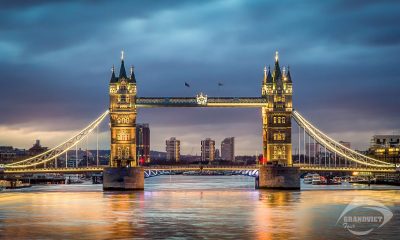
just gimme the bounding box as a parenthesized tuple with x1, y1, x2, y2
(0, 176, 399, 239)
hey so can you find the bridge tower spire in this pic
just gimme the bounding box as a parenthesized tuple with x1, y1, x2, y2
(119, 50, 127, 79)
(261, 52, 293, 166)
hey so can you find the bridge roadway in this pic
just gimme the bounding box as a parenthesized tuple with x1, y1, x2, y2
(1, 164, 398, 174)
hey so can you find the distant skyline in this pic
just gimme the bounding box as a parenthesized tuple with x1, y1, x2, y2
(1, 1, 400, 154)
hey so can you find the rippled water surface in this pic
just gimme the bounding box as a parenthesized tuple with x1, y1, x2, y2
(1, 176, 399, 239)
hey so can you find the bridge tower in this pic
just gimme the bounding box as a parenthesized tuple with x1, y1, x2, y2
(262, 52, 293, 165)
(109, 51, 137, 167)
(257, 51, 299, 189)
(104, 51, 144, 190)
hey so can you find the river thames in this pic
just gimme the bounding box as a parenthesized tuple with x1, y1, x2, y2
(0, 175, 399, 239)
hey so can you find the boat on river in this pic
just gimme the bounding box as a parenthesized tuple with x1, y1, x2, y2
(303, 173, 316, 184)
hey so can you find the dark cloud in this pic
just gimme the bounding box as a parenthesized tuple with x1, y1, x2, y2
(0, 0, 400, 152)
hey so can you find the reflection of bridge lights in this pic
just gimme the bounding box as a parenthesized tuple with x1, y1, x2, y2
(352, 172, 359, 176)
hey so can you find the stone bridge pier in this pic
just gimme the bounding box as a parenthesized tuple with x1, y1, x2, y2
(256, 164, 300, 190)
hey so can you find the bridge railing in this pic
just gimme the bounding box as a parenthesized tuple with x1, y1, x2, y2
(144, 165, 258, 170)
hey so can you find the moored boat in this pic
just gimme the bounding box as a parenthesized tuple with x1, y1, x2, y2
(303, 173, 314, 184)
(311, 174, 321, 185)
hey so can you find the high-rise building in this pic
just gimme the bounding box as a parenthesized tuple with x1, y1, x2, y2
(166, 137, 180, 162)
(201, 138, 215, 162)
(136, 123, 150, 164)
(221, 137, 235, 161)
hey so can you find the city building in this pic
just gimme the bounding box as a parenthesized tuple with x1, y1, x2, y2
(369, 135, 400, 164)
(201, 138, 215, 162)
(215, 148, 220, 159)
(221, 137, 235, 161)
(28, 140, 48, 156)
(166, 137, 180, 162)
(136, 123, 150, 164)
(339, 141, 351, 149)
(0, 146, 16, 163)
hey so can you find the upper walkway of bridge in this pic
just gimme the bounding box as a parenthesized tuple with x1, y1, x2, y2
(136, 97, 266, 108)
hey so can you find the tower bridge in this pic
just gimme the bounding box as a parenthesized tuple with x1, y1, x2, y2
(1, 51, 398, 190)
(1, 164, 397, 175)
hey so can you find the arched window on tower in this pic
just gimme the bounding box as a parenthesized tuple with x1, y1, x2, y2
(125, 147, 130, 159)
(117, 130, 129, 141)
(117, 147, 122, 159)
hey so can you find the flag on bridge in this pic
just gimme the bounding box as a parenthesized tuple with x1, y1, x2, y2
(185, 82, 190, 87)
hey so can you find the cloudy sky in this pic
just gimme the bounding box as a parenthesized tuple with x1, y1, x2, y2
(0, 0, 399, 154)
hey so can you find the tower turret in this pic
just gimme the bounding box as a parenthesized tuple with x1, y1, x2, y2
(110, 65, 117, 83)
(286, 66, 292, 83)
(262, 66, 273, 97)
(130, 65, 136, 83)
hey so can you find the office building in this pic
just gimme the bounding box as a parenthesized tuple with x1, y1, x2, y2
(221, 137, 235, 161)
(166, 137, 180, 162)
(201, 138, 215, 162)
(369, 135, 400, 164)
(136, 123, 150, 163)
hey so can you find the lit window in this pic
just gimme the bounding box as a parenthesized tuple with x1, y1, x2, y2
(125, 147, 130, 158)
(117, 147, 122, 159)
(117, 130, 129, 141)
